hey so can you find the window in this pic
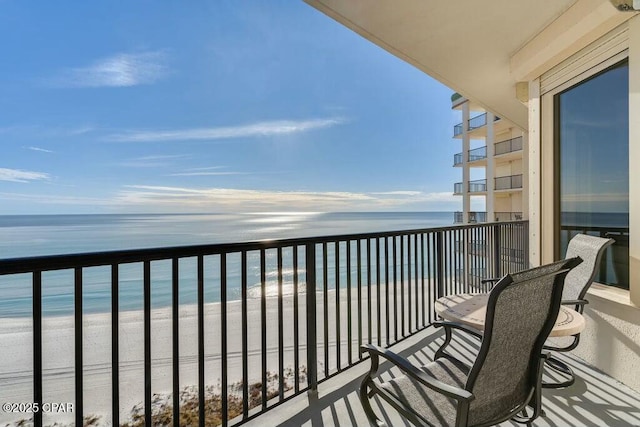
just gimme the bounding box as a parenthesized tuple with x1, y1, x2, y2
(555, 60, 629, 288)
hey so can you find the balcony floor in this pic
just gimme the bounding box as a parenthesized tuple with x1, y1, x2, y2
(246, 326, 640, 427)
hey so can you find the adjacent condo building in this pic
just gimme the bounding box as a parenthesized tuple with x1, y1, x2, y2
(452, 93, 527, 225)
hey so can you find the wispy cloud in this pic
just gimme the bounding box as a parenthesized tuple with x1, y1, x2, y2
(50, 51, 169, 88)
(0, 192, 109, 206)
(168, 165, 248, 176)
(114, 185, 458, 212)
(0, 168, 50, 183)
(106, 118, 346, 142)
(371, 191, 422, 196)
(182, 166, 226, 172)
(3, 125, 95, 138)
(26, 146, 54, 153)
(169, 171, 248, 176)
(119, 154, 190, 168)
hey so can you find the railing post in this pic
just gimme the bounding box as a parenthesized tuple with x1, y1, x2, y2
(493, 224, 502, 278)
(436, 231, 445, 299)
(305, 243, 318, 395)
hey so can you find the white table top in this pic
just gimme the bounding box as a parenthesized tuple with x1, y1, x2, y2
(434, 293, 585, 338)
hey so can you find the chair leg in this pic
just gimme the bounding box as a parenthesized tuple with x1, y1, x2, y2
(542, 355, 575, 389)
(522, 408, 533, 427)
(359, 377, 385, 426)
(434, 325, 453, 360)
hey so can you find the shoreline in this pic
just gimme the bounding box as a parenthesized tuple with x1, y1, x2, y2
(0, 283, 427, 426)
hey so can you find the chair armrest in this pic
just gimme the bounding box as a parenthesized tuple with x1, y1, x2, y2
(432, 320, 483, 339)
(361, 344, 474, 402)
(562, 299, 588, 307)
(480, 277, 500, 284)
(562, 299, 588, 313)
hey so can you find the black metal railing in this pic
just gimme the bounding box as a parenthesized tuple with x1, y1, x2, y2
(495, 136, 523, 156)
(0, 221, 528, 427)
(453, 212, 487, 224)
(453, 147, 487, 165)
(454, 114, 501, 136)
(495, 174, 523, 190)
(495, 211, 523, 222)
(468, 146, 487, 162)
(469, 179, 487, 192)
(468, 211, 487, 223)
(468, 113, 488, 130)
(454, 180, 489, 193)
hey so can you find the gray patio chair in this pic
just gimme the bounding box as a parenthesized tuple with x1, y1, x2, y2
(359, 257, 582, 427)
(479, 233, 613, 388)
(542, 233, 614, 388)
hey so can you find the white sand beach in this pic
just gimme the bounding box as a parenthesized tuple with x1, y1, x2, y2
(0, 283, 427, 426)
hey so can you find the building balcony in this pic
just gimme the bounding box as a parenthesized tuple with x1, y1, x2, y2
(1, 221, 639, 427)
(453, 146, 487, 166)
(454, 179, 487, 194)
(469, 178, 487, 193)
(454, 239, 488, 256)
(453, 152, 463, 166)
(495, 211, 524, 221)
(453, 122, 464, 137)
(495, 136, 523, 156)
(454, 138, 522, 167)
(453, 211, 487, 224)
(453, 113, 504, 138)
(495, 174, 523, 191)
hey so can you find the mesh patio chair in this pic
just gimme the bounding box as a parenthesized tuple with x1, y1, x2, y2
(359, 257, 582, 427)
(542, 233, 614, 388)
(479, 234, 613, 388)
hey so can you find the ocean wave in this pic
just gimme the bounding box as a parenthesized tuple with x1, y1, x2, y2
(247, 281, 307, 298)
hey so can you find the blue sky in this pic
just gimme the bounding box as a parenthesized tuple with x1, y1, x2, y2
(0, 1, 461, 214)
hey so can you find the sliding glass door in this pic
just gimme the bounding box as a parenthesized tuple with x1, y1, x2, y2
(555, 59, 629, 288)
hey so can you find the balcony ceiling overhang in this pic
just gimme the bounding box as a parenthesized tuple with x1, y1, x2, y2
(304, 0, 630, 130)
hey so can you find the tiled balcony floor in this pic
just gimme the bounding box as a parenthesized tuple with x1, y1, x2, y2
(246, 326, 640, 427)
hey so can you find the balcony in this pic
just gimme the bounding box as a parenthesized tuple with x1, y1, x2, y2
(247, 325, 640, 427)
(453, 211, 487, 224)
(454, 239, 488, 257)
(0, 222, 529, 427)
(469, 178, 487, 193)
(468, 112, 490, 130)
(453, 146, 487, 166)
(495, 174, 523, 191)
(454, 179, 487, 194)
(454, 182, 464, 194)
(469, 146, 487, 162)
(495, 136, 523, 156)
(453, 152, 463, 166)
(1, 221, 639, 427)
(495, 211, 524, 221)
(453, 113, 502, 137)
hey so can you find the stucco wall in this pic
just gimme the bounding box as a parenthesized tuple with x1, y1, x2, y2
(573, 291, 640, 392)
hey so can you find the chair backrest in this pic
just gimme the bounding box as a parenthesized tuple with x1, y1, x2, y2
(463, 257, 582, 426)
(509, 257, 581, 283)
(563, 234, 614, 301)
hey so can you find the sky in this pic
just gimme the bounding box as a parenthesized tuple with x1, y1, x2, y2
(0, 1, 462, 215)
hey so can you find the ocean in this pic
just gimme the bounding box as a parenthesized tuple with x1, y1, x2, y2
(0, 212, 454, 317)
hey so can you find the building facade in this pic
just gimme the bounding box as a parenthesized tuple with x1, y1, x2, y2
(451, 94, 527, 225)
